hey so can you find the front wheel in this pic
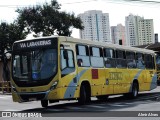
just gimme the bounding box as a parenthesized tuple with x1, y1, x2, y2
(78, 85, 86, 105)
(41, 100, 48, 108)
(78, 85, 91, 105)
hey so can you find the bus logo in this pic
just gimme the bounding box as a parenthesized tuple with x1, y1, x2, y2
(109, 72, 123, 80)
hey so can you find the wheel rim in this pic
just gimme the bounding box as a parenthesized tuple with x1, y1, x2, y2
(133, 85, 138, 97)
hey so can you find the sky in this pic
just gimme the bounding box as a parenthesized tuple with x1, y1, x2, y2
(0, 0, 160, 39)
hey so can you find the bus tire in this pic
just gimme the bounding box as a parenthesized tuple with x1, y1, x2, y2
(41, 100, 48, 108)
(78, 85, 87, 105)
(130, 82, 138, 98)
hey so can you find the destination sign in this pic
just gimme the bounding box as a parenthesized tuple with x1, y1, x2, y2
(13, 38, 57, 50)
(19, 40, 51, 48)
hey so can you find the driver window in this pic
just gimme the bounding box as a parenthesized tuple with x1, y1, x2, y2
(61, 49, 75, 77)
(61, 50, 67, 70)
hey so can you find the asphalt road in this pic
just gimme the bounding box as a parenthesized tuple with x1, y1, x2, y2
(0, 86, 160, 120)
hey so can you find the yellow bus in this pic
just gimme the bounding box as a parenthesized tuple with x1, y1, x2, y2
(11, 36, 157, 107)
(156, 52, 160, 84)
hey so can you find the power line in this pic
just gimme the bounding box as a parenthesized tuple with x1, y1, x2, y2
(0, 0, 98, 8)
(0, 0, 160, 9)
(63, 0, 160, 8)
(100, 0, 160, 8)
(123, 0, 160, 3)
(0, 5, 39, 8)
(63, 0, 98, 4)
(102, 0, 160, 5)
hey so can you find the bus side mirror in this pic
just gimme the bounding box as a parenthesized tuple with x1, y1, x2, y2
(63, 50, 68, 59)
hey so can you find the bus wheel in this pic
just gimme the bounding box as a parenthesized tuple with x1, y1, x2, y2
(97, 95, 108, 101)
(130, 82, 138, 98)
(78, 85, 87, 105)
(41, 100, 48, 108)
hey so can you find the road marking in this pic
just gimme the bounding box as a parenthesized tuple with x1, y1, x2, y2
(47, 108, 65, 112)
(84, 105, 106, 109)
(66, 106, 83, 110)
(110, 104, 126, 107)
(90, 105, 106, 109)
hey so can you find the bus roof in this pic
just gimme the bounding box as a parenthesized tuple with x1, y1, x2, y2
(14, 36, 155, 54)
(63, 36, 155, 54)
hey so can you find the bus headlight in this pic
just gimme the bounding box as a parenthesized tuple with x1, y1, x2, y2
(12, 85, 17, 92)
(50, 81, 58, 90)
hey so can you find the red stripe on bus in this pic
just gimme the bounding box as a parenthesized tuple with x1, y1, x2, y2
(92, 69, 98, 79)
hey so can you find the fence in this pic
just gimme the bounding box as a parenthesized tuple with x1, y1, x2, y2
(0, 60, 11, 94)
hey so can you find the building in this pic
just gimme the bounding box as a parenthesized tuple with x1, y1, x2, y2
(155, 33, 158, 43)
(138, 19, 154, 45)
(125, 14, 154, 46)
(111, 24, 126, 45)
(78, 10, 111, 43)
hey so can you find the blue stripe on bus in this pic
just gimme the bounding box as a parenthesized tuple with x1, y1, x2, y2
(150, 73, 157, 90)
(129, 69, 143, 92)
(64, 69, 88, 99)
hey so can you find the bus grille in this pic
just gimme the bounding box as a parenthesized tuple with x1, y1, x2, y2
(19, 93, 46, 101)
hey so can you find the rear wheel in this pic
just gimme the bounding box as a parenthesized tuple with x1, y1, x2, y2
(124, 82, 138, 99)
(131, 82, 138, 98)
(41, 100, 48, 108)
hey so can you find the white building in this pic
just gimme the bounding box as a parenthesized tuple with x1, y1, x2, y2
(111, 24, 126, 45)
(125, 14, 154, 46)
(78, 10, 111, 43)
(138, 19, 154, 45)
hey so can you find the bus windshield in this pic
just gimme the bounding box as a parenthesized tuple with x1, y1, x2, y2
(13, 49, 57, 79)
(156, 54, 160, 70)
(12, 40, 58, 87)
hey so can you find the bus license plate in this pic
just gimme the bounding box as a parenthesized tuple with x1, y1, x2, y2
(29, 98, 37, 101)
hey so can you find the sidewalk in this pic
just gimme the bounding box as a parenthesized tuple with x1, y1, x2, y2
(0, 91, 11, 95)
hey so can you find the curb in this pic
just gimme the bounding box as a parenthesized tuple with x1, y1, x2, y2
(0, 92, 11, 95)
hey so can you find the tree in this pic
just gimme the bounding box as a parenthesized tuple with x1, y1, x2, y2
(0, 22, 28, 54)
(16, 0, 84, 37)
(0, 22, 28, 81)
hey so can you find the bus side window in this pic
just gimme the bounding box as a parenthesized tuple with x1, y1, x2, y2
(126, 51, 136, 68)
(104, 48, 116, 68)
(116, 50, 126, 68)
(136, 53, 145, 69)
(144, 54, 154, 69)
(76, 45, 90, 67)
(90, 47, 104, 68)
